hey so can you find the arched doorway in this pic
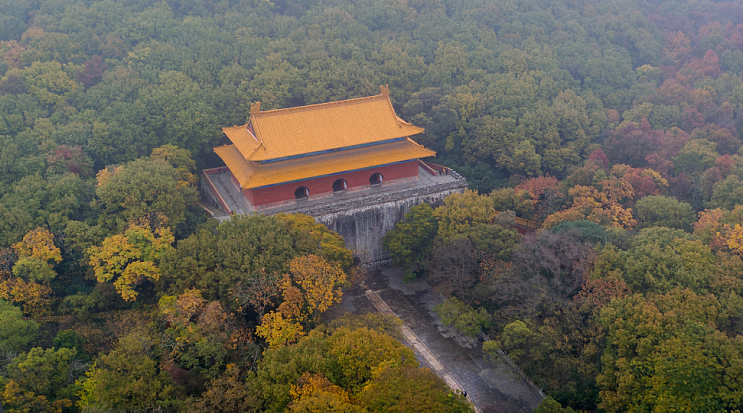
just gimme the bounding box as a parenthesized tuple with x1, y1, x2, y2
(294, 186, 309, 199)
(369, 173, 383, 185)
(332, 179, 348, 192)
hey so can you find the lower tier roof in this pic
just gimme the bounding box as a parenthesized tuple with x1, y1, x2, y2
(214, 138, 435, 189)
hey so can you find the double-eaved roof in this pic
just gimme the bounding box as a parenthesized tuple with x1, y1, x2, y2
(214, 86, 434, 189)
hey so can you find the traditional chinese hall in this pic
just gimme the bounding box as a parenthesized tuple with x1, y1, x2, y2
(201, 86, 452, 215)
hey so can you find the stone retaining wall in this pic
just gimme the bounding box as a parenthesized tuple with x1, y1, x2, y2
(290, 171, 467, 266)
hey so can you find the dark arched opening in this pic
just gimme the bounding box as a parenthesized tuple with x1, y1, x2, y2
(294, 186, 309, 199)
(332, 179, 348, 192)
(369, 173, 383, 185)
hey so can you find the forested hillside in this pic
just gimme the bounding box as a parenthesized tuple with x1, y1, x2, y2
(2, 0, 743, 411)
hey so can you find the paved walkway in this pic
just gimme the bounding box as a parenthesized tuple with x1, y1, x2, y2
(336, 267, 544, 413)
(207, 172, 252, 215)
(365, 290, 470, 403)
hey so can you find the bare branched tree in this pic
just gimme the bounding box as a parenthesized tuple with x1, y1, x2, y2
(512, 229, 596, 299)
(229, 269, 281, 317)
(429, 239, 478, 303)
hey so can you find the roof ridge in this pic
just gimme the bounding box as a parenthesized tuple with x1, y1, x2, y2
(247, 119, 266, 159)
(251, 93, 387, 118)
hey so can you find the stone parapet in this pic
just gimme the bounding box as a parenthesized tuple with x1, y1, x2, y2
(294, 171, 467, 265)
(289, 171, 465, 217)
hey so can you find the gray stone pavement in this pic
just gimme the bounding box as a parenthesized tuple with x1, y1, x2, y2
(206, 172, 252, 216)
(333, 267, 544, 413)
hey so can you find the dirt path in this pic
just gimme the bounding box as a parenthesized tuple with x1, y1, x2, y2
(333, 267, 544, 412)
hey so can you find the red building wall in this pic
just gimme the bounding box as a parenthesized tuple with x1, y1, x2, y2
(244, 160, 419, 207)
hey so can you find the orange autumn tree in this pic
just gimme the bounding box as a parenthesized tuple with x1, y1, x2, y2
(543, 180, 637, 229)
(693, 207, 743, 255)
(616, 167, 668, 198)
(159, 288, 206, 326)
(514, 176, 565, 219)
(693, 209, 726, 249)
(0, 277, 53, 318)
(256, 311, 306, 350)
(88, 222, 174, 302)
(12, 228, 61, 264)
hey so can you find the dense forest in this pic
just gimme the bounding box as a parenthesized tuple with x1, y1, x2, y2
(2, 0, 743, 410)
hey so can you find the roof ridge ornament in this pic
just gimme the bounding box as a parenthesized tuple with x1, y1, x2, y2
(250, 101, 261, 116)
(380, 84, 389, 96)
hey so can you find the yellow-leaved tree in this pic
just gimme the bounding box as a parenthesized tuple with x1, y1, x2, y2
(256, 311, 305, 349)
(723, 223, 743, 255)
(0, 228, 60, 317)
(88, 223, 174, 301)
(257, 255, 347, 348)
(288, 255, 347, 321)
(287, 372, 362, 412)
(11, 227, 61, 283)
(275, 213, 353, 271)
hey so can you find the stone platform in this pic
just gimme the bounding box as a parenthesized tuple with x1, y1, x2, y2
(201, 164, 467, 266)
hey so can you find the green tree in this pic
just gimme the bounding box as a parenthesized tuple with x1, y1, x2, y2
(141, 71, 221, 156)
(9, 61, 78, 106)
(382, 203, 438, 270)
(622, 228, 715, 294)
(433, 297, 490, 337)
(0, 299, 37, 352)
(161, 214, 318, 306)
(598, 289, 742, 413)
(0, 173, 89, 247)
(1, 347, 80, 412)
(635, 195, 695, 231)
(549, 220, 608, 244)
(708, 174, 743, 210)
(53, 330, 86, 359)
(489, 188, 535, 220)
(250, 329, 337, 413)
(433, 190, 495, 243)
(359, 365, 473, 412)
(77, 332, 176, 411)
(94, 157, 198, 231)
(150, 144, 198, 186)
(463, 116, 519, 170)
(533, 397, 577, 413)
(468, 219, 522, 261)
(673, 139, 719, 175)
(276, 213, 353, 271)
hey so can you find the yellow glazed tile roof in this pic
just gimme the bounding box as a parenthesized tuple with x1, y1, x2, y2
(213, 144, 256, 185)
(215, 139, 435, 189)
(223, 87, 424, 161)
(222, 125, 261, 159)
